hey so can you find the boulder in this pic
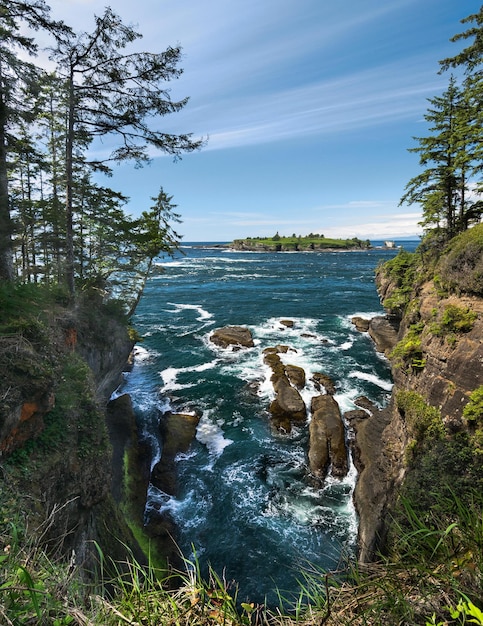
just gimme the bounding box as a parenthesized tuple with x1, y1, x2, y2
(368, 316, 400, 355)
(263, 351, 286, 383)
(351, 316, 370, 332)
(263, 350, 306, 431)
(308, 395, 348, 480)
(310, 372, 336, 395)
(151, 412, 200, 495)
(344, 409, 369, 421)
(262, 344, 294, 355)
(285, 364, 306, 389)
(210, 326, 254, 349)
(354, 396, 377, 416)
(280, 319, 294, 328)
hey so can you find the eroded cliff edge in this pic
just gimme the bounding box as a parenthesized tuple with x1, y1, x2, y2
(0, 289, 138, 572)
(353, 231, 483, 562)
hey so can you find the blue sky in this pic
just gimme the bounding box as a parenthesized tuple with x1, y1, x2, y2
(48, 0, 481, 242)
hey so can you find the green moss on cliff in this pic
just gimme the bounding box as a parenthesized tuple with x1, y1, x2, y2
(378, 249, 419, 315)
(438, 224, 483, 295)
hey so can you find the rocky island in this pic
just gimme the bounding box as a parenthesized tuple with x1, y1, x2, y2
(229, 233, 372, 252)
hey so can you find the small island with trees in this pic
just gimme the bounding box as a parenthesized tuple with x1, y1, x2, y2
(229, 232, 372, 252)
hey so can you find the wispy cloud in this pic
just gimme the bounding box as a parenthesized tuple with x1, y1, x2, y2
(164, 54, 447, 150)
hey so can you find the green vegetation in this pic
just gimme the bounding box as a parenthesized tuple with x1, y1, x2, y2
(430, 304, 477, 344)
(438, 224, 483, 295)
(0, 2, 201, 298)
(396, 390, 445, 443)
(233, 234, 371, 250)
(463, 386, 483, 424)
(390, 324, 426, 371)
(378, 249, 419, 315)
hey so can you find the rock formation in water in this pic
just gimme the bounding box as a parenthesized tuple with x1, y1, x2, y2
(311, 372, 337, 395)
(308, 394, 348, 481)
(263, 348, 306, 431)
(210, 325, 255, 349)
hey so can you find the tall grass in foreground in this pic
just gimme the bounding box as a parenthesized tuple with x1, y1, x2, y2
(0, 488, 481, 625)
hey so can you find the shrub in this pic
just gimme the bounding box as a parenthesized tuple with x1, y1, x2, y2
(379, 250, 419, 315)
(390, 325, 426, 371)
(396, 390, 445, 442)
(463, 386, 483, 424)
(438, 224, 483, 295)
(434, 304, 477, 334)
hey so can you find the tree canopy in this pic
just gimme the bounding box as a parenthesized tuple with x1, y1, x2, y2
(400, 6, 483, 242)
(0, 0, 203, 304)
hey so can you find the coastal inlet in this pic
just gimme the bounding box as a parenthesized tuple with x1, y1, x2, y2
(118, 241, 412, 605)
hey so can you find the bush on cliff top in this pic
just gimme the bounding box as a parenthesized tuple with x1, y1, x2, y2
(438, 224, 483, 295)
(378, 249, 419, 315)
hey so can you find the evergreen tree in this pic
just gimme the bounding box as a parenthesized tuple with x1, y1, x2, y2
(49, 7, 204, 294)
(440, 6, 483, 225)
(400, 77, 467, 237)
(0, 0, 66, 281)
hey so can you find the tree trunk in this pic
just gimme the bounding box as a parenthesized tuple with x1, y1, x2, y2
(0, 76, 14, 282)
(65, 70, 75, 295)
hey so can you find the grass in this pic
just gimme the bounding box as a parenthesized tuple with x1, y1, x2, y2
(1, 481, 481, 625)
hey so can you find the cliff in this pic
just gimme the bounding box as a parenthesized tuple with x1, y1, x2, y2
(0, 287, 138, 572)
(353, 228, 483, 561)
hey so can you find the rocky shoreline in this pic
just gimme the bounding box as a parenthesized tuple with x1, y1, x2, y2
(135, 315, 403, 565)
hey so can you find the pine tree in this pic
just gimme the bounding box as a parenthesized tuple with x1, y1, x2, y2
(49, 7, 204, 294)
(0, 0, 67, 281)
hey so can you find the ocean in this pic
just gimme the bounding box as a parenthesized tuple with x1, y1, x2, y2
(118, 240, 418, 606)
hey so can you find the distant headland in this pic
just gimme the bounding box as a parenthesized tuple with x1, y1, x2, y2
(225, 233, 372, 252)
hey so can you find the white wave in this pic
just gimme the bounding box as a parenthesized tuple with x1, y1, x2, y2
(338, 339, 354, 350)
(154, 259, 191, 268)
(132, 345, 151, 361)
(167, 302, 213, 321)
(349, 371, 393, 391)
(196, 414, 233, 459)
(341, 311, 385, 329)
(160, 359, 219, 392)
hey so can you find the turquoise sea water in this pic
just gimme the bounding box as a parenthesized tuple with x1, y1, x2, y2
(118, 240, 418, 606)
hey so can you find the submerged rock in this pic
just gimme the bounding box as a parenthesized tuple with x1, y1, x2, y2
(308, 395, 348, 481)
(210, 326, 254, 349)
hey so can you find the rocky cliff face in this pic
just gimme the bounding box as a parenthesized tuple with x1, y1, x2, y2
(0, 301, 136, 572)
(353, 265, 483, 562)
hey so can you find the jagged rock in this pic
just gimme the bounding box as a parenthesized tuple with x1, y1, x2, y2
(263, 350, 307, 431)
(285, 364, 306, 389)
(263, 344, 294, 355)
(354, 396, 377, 416)
(311, 372, 336, 395)
(308, 395, 348, 480)
(351, 316, 370, 332)
(210, 326, 254, 349)
(263, 351, 286, 383)
(368, 315, 400, 355)
(151, 412, 200, 495)
(344, 409, 370, 421)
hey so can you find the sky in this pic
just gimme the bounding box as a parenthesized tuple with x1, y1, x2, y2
(44, 0, 481, 242)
